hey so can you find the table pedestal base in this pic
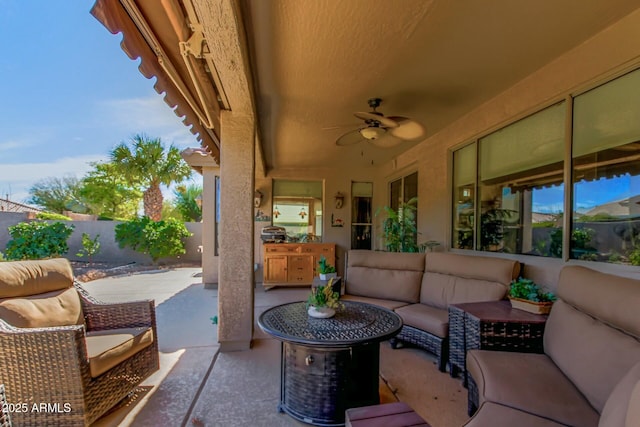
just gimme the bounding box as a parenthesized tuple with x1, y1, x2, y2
(280, 341, 380, 426)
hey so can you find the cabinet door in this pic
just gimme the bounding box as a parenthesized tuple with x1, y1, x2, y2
(287, 255, 314, 283)
(264, 255, 288, 283)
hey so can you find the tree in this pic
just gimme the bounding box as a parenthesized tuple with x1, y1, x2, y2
(28, 176, 88, 214)
(110, 134, 192, 221)
(173, 184, 202, 222)
(79, 162, 141, 219)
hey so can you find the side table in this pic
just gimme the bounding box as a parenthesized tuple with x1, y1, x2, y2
(448, 300, 547, 385)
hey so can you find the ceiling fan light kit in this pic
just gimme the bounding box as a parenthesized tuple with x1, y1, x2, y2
(334, 98, 426, 147)
(360, 126, 386, 140)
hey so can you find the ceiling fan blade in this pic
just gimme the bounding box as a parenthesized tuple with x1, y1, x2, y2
(368, 133, 404, 148)
(336, 129, 365, 146)
(353, 111, 399, 128)
(387, 116, 426, 141)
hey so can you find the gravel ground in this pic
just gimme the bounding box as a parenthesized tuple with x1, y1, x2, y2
(71, 261, 200, 282)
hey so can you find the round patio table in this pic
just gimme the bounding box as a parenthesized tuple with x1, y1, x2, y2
(258, 300, 403, 426)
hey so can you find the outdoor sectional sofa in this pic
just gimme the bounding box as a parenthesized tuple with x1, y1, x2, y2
(464, 265, 640, 427)
(341, 250, 520, 371)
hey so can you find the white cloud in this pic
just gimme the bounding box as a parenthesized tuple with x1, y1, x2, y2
(0, 154, 108, 203)
(97, 95, 200, 148)
(0, 140, 29, 151)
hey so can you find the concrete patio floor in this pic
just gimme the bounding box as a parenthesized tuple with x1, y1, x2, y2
(83, 268, 469, 427)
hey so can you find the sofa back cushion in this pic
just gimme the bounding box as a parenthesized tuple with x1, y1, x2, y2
(346, 250, 424, 303)
(420, 253, 518, 308)
(0, 258, 74, 298)
(545, 266, 640, 413)
(599, 360, 640, 427)
(0, 287, 84, 328)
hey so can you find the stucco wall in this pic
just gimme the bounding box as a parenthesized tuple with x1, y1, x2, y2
(260, 9, 640, 289)
(0, 216, 202, 265)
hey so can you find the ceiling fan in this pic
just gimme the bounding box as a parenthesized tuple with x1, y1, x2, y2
(334, 98, 426, 148)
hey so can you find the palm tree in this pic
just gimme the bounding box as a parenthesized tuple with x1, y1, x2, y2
(110, 134, 192, 221)
(173, 184, 203, 222)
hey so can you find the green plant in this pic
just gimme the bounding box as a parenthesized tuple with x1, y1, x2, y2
(76, 233, 101, 263)
(4, 221, 75, 260)
(115, 217, 192, 262)
(0, 252, 4, 262)
(377, 197, 418, 252)
(509, 278, 556, 303)
(480, 206, 514, 250)
(630, 247, 640, 266)
(317, 255, 336, 274)
(306, 279, 344, 309)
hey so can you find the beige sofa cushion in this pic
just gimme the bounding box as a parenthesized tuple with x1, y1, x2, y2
(419, 253, 516, 309)
(394, 303, 449, 338)
(0, 287, 83, 328)
(0, 258, 74, 298)
(340, 294, 409, 311)
(86, 327, 154, 378)
(554, 266, 640, 416)
(346, 251, 424, 303)
(464, 402, 567, 427)
(557, 266, 640, 338)
(466, 350, 599, 427)
(425, 252, 520, 284)
(600, 361, 640, 427)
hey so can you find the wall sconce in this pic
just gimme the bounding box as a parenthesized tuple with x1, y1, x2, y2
(254, 190, 263, 208)
(299, 207, 307, 219)
(273, 205, 280, 218)
(334, 192, 345, 209)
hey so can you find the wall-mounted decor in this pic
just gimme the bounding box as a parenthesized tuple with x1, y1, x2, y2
(334, 192, 345, 209)
(331, 214, 344, 227)
(255, 209, 271, 222)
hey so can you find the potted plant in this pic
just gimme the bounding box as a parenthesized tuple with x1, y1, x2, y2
(306, 278, 344, 318)
(318, 255, 337, 280)
(508, 278, 556, 314)
(376, 196, 419, 252)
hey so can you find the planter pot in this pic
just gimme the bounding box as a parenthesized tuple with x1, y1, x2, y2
(307, 306, 336, 319)
(319, 272, 337, 280)
(509, 297, 553, 315)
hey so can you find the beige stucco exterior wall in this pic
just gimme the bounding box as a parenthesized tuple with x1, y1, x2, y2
(389, 8, 640, 288)
(257, 9, 640, 291)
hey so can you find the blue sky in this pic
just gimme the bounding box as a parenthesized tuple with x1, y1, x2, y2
(0, 1, 202, 204)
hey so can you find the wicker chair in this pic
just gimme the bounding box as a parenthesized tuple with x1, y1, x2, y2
(0, 384, 12, 427)
(0, 258, 159, 426)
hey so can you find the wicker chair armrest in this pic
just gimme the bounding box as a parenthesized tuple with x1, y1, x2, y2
(0, 318, 87, 359)
(83, 299, 156, 330)
(74, 281, 156, 330)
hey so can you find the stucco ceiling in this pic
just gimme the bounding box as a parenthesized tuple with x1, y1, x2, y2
(234, 0, 640, 171)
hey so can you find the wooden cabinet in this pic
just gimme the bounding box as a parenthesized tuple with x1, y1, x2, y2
(263, 243, 336, 288)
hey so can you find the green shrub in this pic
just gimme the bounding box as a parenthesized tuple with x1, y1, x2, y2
(5, 221, 75, 260)
(76, 233, 101, 263)
(630, 248, 640, 266)
(36, 212, 73, 221)
(115, 217, 192, 262)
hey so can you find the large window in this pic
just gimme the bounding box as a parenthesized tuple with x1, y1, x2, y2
(272, 180, 323, 242)
(452, 67, 640, 266)
(572, 69, 640, 264)
(478, 102, 565, 255)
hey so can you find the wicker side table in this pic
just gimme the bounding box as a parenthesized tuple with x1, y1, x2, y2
(448, 300, 547, 386)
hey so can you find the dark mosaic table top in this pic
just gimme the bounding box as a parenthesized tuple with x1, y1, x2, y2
(258, 301, 403, 348)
